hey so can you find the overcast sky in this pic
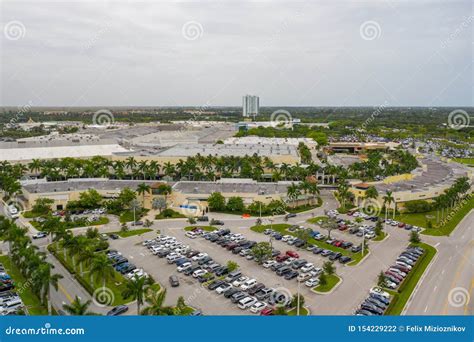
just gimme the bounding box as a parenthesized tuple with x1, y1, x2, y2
(0, 0, 472, 107)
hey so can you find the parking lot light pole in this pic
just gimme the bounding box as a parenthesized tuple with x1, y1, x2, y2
(361, 227, 365, 256)
(297, 280, 301, 316)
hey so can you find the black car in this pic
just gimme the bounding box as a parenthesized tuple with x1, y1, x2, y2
(248, 283, 265, 295)
(184, 265, 201, 276)
(197, 216, 209, 222)
(214, 267, 229, 276)
(285, 213, 297, 219)
(284, 270, 299, 280)
(223, 287, 240, 298)
(107, 305, 128, 316)
(340, 241, 353, 249)
(271, 250, 280, 257)
(211, 219, 224, 225)
(198, 256, 213, 265)
(169, 275, 180, 287)
(232, 247, 243, 254)
(329, 252, 342, 261)
(207, 280, 225, 290)
(198, 274, 215, 283)
(109, 234, 119, 240)
(294, 240, 305, 248)
(339, 256, 352, 264)
(276, 266, 291, 276)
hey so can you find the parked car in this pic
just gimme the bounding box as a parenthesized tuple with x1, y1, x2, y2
(106, 305, 128, 316)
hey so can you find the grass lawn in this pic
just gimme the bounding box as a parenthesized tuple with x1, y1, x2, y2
(110, 228, 153, 238)
(306, 216, 328, 224)
(453, 157, 474, 166)
(250, 224, 365, 265)
(422, 197, 473, 236)
(287, 307, 309, 315)
(313, 274, 341, 293)
(49, 244, 131, 306)
(373, 231, 387, 241)
(22, 211, 44, 219)
(184, 226, 217, 232)
(155, 209, 186, 220)
(0, 255, 48, 315)
(119, 209, 148, 223)
(387, 196, 473, 236)
(384, 242, 436, 315)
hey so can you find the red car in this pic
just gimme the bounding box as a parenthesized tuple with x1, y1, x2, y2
(260, 308, 274, 316)
(334, 241, 343, 247)
(286, 250, 299, 258)
(276, 254, 289, 262)
(398, 222, 406, 228)
(338, 225, 348, 231)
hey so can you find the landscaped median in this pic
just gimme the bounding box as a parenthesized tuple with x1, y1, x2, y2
(250, 224, 366, 266)
(48, 243, 130, 306)
(184, 226, 217, 232)
(383, 242, 437, 315)
(0, 255, 48, 315)
(109, 228, 153, 238)
(312, 274, 341, 294)
(287, 306, 310, 315)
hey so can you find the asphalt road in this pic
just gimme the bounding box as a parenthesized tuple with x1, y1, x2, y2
(404, 210, 473, 315)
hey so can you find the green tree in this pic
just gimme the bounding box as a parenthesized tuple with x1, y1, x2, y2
(122, 275, 152, 315)
(374, 219, 383, 237)
(322, 261, 335, 275)
(79, 189, 102, 209)
(291, 293, 305, 308)
(31, 198, 54, 215)
(141, 288, 175, 315)
(377, 271, 387, 287)
(226, 196, 245, 212)
(318, 273, 327, 286)
(409, 230, 421, 244)
(251, 242, 273, 264)
(226, 260, 239, 272)
(207, 192, 226, 211)
(62, 296, 94, 315)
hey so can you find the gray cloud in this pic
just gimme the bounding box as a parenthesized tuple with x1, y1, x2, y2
(1, 0, 472, 107)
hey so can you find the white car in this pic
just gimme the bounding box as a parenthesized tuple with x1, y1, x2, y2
(281, 235, 292, 242)
(185, 231, 197, 239)
(192, 269, 207, 278)
(232, 276, 249, 287)
(297, 273, 312, 282)
(249, 301, 267, 313)
(385, 280, 397, 289)
(177, 262, 192, 272)
(167, 254, 181, 263)
(126, 269, 148, 279)
(263, 260, 276, 268)
(240, 279, 257, 291)
(365, 232, 375, 239)
(305, 278, 319, 287)
(216, 283, 232, 294)
(300, 263, 314, 273)
(370, 287, 390, 298)
(238, 296, 257, 309)
(192, 253, 208, 261)
(310, 267, 323, 277)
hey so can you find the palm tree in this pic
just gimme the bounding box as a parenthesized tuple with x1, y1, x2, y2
(122, 275, 152, 315)
(90, 254, 115, 289)
(141, 288, 175, 315)
(137, 183, 151, 203)
(34, 263, 63, 315)
(383, 190, 394, 221)
(287, 183, 301, 205)
(63, 296, 94, 315)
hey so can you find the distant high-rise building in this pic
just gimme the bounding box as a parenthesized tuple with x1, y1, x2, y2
(242, 95, 259, 118)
